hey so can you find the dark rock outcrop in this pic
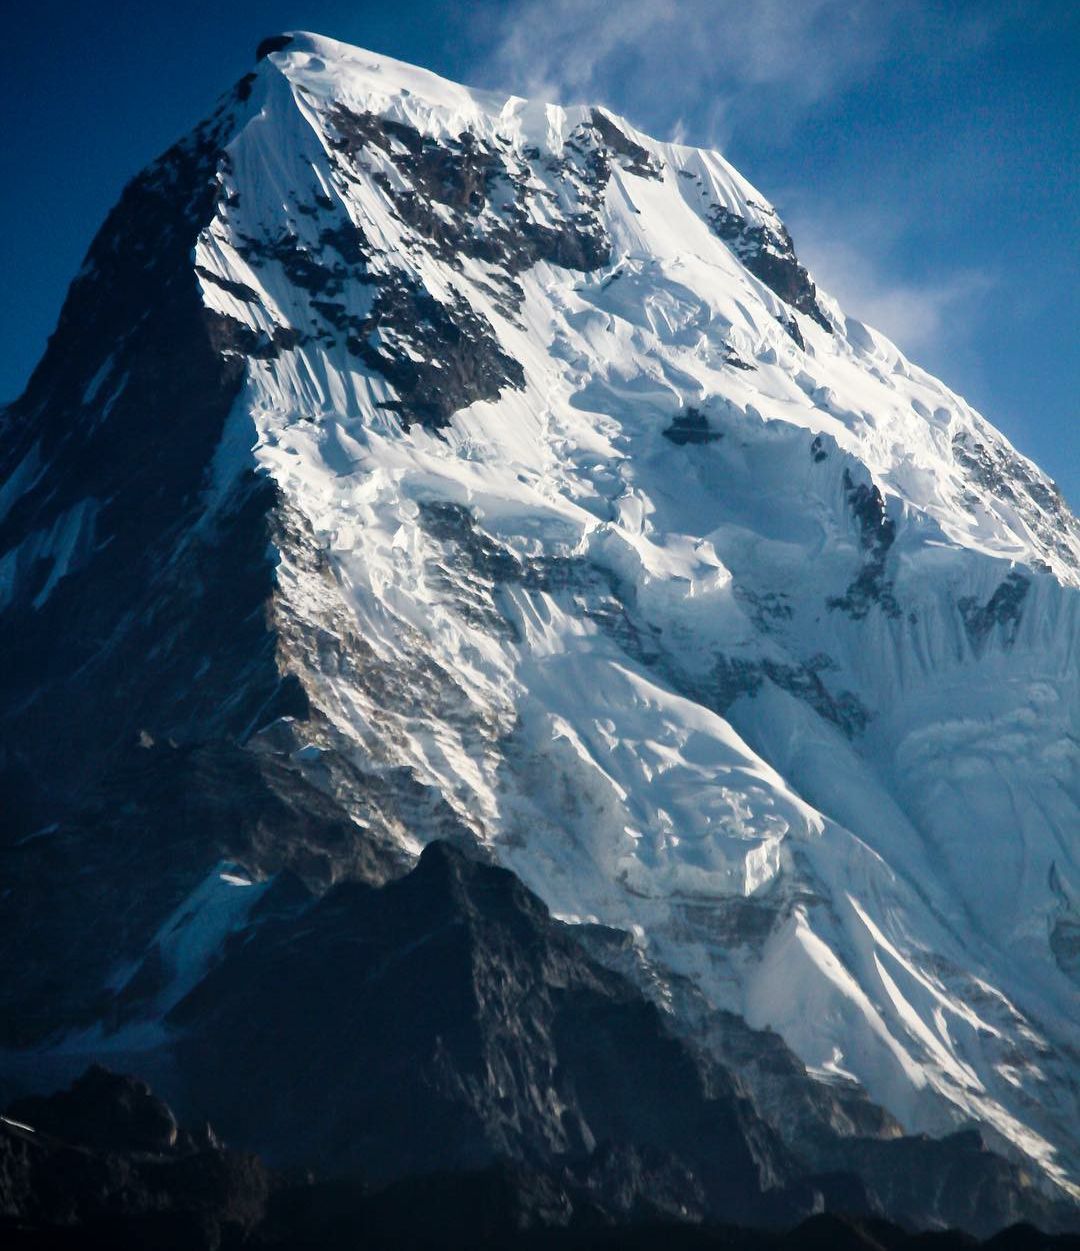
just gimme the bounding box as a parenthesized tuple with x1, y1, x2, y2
(0, 1071, 271, 1250)
(952, 429, 1080, 571)
(589, 109, 664, 180)
(167, 841, 805, 1228)
(663, 407, 725, 445)
(710, 653, 869, 738)
(3, 1069, 1077, 1250)
(959, 571, 1029, 651)
(255, 34, 295, 62)
(3, 846, 1077, 1241)
(827, 469, 901, 620)
(6, 1067, 180, 1156)
(325, 101, 612, 286)
(160, 843, 1072, 1236)
(705, 207, 832, 334)
(0, 739, 404, 1048)
(0, 90, 286, 837)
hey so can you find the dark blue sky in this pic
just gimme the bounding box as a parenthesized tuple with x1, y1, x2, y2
(3, 1, 1076, 500)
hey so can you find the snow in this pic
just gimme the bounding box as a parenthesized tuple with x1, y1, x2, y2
(165, 32, 1080, 1192)
(0, 440, 43, 527)
(0, 1115, 36, 1134)
(115, 864, 268, 1020)
(0, 497, 100, 611)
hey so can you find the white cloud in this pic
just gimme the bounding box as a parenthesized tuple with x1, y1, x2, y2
(481, 0, 923, 144)
(486, 0, 676, 102)
(479, 0, 1025, 142)
(792, 222, 995, 358)
(477, 0, 1008, 372)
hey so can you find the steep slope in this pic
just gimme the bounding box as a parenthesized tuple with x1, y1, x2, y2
(169, 842, 803, 1224)
(0, 30, 1077, 1218)
(166, 841, 1072, 1234)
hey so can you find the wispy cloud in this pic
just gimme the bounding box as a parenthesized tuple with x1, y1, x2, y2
(478, 0, 1005, 147)
(478, 0, 1024, 143)
(789, 207, 996, 359)
(477, 0, 1014, 370)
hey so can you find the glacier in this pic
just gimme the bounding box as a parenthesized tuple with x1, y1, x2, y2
(1, 29, 1078, 1206)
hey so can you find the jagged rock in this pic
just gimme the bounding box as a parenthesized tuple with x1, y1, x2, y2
(827, 469, 901, 619)
(959, 571, 1029, 651)
(663, 408, 724, 445)
(167, 842, 807, 1227)
(0, 740, 405, 1047)
(2, 1077, 1076, 1249)
(0, 1071, 271, 1249)
(6, 1067, 179, 1156)
(706, 206, 832, 332)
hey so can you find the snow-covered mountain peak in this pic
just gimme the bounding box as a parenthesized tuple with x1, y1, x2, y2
(262, 31, 515, 129)
(185, 35, 1080, 1187)
(229, 30, 1079, 589)
(2, 30, 1078, 1209)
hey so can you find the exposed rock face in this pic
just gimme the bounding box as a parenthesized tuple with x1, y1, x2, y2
(0, 85, 284, 832)
(0, 1070, 271, 1249)
(705, 205, 833, 332)
(169, 843, 800, 1225)
(4, 850, 1076, 1242)
(6, 1067, 180, 1156)
(952, 427, 1080, 572)
(959, 570, 1030, 651)
(0, 738, 405, 1048)
(826, 469, 901, 620)
(663, 407, 724, 445)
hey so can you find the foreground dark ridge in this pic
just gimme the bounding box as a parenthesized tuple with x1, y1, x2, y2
(3, 1067, 1079, 1251)
(2, 844, 1076, 1237)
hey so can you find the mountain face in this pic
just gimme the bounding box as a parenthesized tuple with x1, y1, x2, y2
(1, 30, 1078, 1235)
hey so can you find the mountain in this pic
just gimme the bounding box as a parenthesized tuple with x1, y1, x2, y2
(6, 1067, 1078, 1250)
(0, 30, 1077, 1236)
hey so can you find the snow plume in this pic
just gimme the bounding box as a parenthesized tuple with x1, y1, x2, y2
(482, 0, 1010, 387)
(481, 0, 997, 142)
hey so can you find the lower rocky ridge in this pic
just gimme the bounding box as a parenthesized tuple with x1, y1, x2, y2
(0, 738, 407, 1049)
(2, 841, 1075, 1240)
(3, 1065, 1078, 1251)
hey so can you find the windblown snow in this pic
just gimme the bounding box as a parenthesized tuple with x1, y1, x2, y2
(185, 33, 1078, 1191)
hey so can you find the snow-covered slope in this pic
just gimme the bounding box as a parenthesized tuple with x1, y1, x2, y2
(3, 31, 1078, 1201)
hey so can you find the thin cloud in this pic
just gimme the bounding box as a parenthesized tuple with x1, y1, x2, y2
(487, 0, 677, 103)
(479, 0, 1027, 143)
(480, 0, 956, 144)
(783, 200, 996, 358)
(477, 0, 1015, 380)
(802, 233, 995, 358)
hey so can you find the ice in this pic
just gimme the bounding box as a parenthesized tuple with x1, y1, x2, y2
(135, 863, 269, 1014)
(0, 497, 100, 612)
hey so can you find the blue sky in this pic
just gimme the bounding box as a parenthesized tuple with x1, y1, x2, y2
(3, 0, 1076, 500)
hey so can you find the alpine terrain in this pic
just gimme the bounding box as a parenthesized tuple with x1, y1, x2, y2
(1, 31, 1078, 1242)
